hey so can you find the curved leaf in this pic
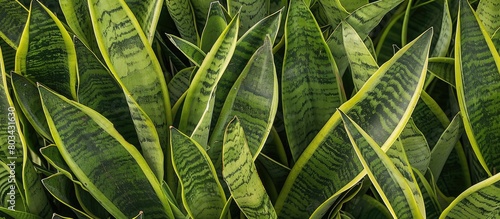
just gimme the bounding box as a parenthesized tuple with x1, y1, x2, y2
(340, 110, 424, 219)
(209, 36, 277, 162)
(200, 2, 228, 53)
(170, 127, 226, 219)
(455, 0, 500, 175)
(222, 117, 276, 219)
(275, 29, 432, 218)
(228, 0, 269, 35)
(476, 0, 500, 37)
(167, 34, 206, 66)
(39, 85, 173, 218)
(440, 173, 500, 218)
(124, 0, 163, 43)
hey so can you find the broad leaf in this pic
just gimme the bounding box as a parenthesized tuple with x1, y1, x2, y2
(282, 0, 343, 161)
(166, 0, 199, 45)
(39, 85, 173, 218)
(275, 29, 432, 218)
(0, 0, 28, 48)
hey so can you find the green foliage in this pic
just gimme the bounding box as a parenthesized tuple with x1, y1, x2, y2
(0, 0, 499, 218)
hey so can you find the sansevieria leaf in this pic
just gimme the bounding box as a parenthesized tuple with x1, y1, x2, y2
(275, 29, 432, 218)
(170, 127, 226, 219)
(223, 117, 276, 218)
(16, 0, 77, 99)
(87, 0, 172, 149)
(340, 110, 424, 218)
(124, 0, 163, 43)
(455, 0, 500, 175)
(38, 85, 173, 218)
(282, 0, 343, 161)
(166, 0, 199, 45)
(179, 14, 239, 135)
(0, 0, 27, 49)
(440, 173, 500, 218)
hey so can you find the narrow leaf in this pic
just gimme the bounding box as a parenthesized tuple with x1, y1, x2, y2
(223, 117, 277, 218)
(0, 0, 28, 48)
(166, 0, 199, 45)
(170, 127, 226, 219)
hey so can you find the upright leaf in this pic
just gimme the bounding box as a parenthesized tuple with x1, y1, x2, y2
(275, 29, 432, 219)
(200, 1, 228, 53)
(16, 0, 77, 99)
(170, 128, 226, 219)
(209, 36, 278, 162)
(179, 15, 239, 135)
(455, 0, 500, 175)
(59, 0, 99, 53)
(223, 118, 276, 219)
(476, 0, 500, 37)
(282, 0, 343, 161)
(39, 86, 173, 218)
(88, 0, 172, 151)
(166, 0, 200, 45)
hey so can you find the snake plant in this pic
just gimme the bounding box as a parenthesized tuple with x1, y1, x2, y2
(0, 0, 499, 218)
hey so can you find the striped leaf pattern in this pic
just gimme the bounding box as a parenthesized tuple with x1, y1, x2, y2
(0, 161, 24, 211)
(275, 29, 432, 218)
(200, 2, 228, 53)
(222, 118, 277, 218)
(455, 0, 500, 175)
(209, 36, 277, 162)
(16, 0, 77, 99)
(167, 34, 206, 66)
(340, 110, 424, 219)
(39, 86, 172, 218)
(213, 9, 281, 133)
(166, 0, 199, 45)
(282, 0, 343, 161)
(476, 0, 500, 37)
(0, 0, 27, 48)
(398, 118, 431, 175)
(87, 0, 172, 149)
(440, 173, 500, 218)
(10, 73, 51, 141)
(179, 14, 239, 135)
(170, 127, 226, 219)
(74, 37, 139, 147)
(429, 113, 463, 180)
(124, 0, 163, 43)
(59, 0, 99, 53)
(228, 0, 269, 35)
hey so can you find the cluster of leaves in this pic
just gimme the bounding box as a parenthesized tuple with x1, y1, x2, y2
(0, 0, 499, 218)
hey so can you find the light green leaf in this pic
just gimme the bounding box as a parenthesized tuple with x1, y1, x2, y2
(166, 0, 200, 45)
(124, 0, 164, 43)
(440, 173, 500, 218)
(222, 117, 277, 219)
(168, 66, 195, 108)
(413, 168, 442, 218)
(200, 1, 228, 53)
(59, 0, 100, 54)
(167, 34, 206, 66)
(429, 113, 464, 181)
(340, 110, 424, 219)
(427, 57, 455, 87)
(455, 0, 500, 175)
(275, 29, 432, 218)
(476, 0, 500, 37)
(282, 0, 343, 161)
(88, 0, 172, 150)
(39, 85, 173, 218)
(179, 14, 239, 135)
(209, 36, 277, 163)
(0, 207, 42, 219)
(398, 118, 430, 175)
(170, 127, 226, 219)
(16, 0, 77, 99)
